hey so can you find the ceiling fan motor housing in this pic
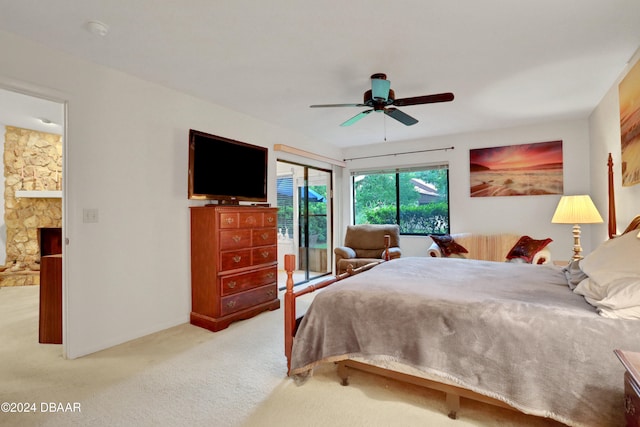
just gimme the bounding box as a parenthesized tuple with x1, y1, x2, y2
(364, 89, 395, 110)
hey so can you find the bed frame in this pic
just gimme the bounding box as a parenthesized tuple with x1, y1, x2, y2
(284, 153, 640, 419)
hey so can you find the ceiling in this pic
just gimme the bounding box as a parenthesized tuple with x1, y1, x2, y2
(1, 1, 639, 148)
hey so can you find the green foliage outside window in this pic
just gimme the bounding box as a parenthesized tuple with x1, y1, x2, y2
(277, 184, 328, 248)
(306, 186, 327, 247)
(353, 168, 450, 235)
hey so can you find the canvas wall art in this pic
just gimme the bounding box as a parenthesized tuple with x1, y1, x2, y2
(470, 140, 563, 197)
(619, 59, 640, 187)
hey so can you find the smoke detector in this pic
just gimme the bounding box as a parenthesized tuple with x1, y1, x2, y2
(86, 20, 109, 37)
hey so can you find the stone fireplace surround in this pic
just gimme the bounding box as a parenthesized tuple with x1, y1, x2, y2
(1, 126, 62, 286)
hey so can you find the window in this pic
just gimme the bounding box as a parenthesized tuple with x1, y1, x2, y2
(352, 165, 449, 235)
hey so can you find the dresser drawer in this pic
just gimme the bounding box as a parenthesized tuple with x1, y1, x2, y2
(219, 212, 239, 229)
(220, 283, 278, 316)
(220, 267, 277, 296)
(220, 249, 252, 271)
(263, 211, 277, 227)
(239, 212, 260, 228)
(252, 245, 277, 265)
(219, 229, 252, 250)
(252, 228, 277, 246)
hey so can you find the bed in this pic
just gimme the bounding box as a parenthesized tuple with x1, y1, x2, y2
(283, 156, 640, 427)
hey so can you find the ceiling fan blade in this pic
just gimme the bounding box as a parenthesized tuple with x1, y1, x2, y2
(310, 103, 365, 108)
(384, 107, 418, 126)
(393, 92, 454, 107)
(340, 110, 373, 127)
(371, 78, 391, 102)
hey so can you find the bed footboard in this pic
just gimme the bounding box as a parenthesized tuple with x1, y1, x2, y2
(284, 236, 390, 375)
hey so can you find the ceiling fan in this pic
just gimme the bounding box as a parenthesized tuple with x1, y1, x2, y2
(310, 73, 454, 127)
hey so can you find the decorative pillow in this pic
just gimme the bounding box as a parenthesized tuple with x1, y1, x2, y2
(505, 236, 553, 264)
(430, 234, 468, 257)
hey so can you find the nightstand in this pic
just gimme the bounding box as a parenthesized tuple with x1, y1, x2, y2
(614, 349, 640, 427)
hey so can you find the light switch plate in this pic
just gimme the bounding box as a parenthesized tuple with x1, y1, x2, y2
(83, 208, 99, 223)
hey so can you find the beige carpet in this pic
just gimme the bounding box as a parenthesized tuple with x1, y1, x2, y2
(0, 285, 563, 427)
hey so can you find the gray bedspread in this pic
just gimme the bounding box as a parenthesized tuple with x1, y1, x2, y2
(290, 257, 640, 427)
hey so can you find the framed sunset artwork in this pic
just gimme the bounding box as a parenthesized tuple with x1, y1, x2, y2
(470, 140, 563, 197)
(619, 59, 640, 187)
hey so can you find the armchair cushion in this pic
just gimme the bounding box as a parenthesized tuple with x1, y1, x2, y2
(335, 224, 401, 274)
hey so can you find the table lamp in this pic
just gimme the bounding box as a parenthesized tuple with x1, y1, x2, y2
(551, 195, 603, 261)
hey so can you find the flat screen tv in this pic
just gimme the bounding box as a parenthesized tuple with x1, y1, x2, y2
(188, 129, 268, 203)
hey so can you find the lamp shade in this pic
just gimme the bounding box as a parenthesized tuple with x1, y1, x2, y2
(551, 195, 603, 224)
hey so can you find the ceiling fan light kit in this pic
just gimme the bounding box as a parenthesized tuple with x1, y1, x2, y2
(310, 73, 454, 127)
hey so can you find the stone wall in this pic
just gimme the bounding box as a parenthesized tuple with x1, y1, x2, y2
(2, 126, 62, 286)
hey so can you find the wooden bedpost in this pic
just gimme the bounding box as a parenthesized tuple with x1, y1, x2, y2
(383, 234, 390, 261)
(608, 153, 617, 239)
(284, 254, 296, 375)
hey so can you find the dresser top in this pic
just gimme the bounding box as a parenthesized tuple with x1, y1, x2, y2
(615, 349, 640, 383)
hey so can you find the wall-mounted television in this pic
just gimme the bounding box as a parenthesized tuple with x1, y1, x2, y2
(188, 129, 268, 203)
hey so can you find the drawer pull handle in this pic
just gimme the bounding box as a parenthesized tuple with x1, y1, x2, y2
(232, 235, 242, 242)
(261, 251, 270, 258)
(227, 281, 236, 289)
(261, 233, 269, 240)
(233, 255, 242, 263)
(246, 216, 256, 224)
(226, 300, 237, 309)
(267, 290, 275, 298)
(225, 217, 235, 224)
(267, 216, 275, 223)
(267, 272, 275, 279)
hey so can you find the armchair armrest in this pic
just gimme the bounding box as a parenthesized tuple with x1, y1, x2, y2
(334, 246, 357, 263)
(381, 247, 402, 260)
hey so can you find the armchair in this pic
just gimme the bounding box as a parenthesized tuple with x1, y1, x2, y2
(334, 224, 401, 275)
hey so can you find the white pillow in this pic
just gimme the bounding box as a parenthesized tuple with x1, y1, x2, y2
(580, 231, 640, 288)
(583, 277, 640, 310)
(574, 277, 606, 300)
(574, 231, 640, 318)
(595, 305, 640, 320)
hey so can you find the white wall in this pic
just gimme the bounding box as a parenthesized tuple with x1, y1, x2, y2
(0, 30, 341, 358)
(589, 48, 640, 238)
(341, 118, 592, 260)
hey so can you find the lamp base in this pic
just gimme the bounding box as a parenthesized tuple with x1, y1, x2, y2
(571, 224, 583, 261)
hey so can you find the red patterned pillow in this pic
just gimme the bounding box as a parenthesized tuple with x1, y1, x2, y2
(506, 236, 552, 264)
(430, 234, 468, 257)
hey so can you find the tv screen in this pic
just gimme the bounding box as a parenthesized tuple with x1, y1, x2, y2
(188, 129, 268, 202)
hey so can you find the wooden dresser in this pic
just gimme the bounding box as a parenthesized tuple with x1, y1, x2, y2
(190, 206, 280, 332)
(615, 349, 640, 427)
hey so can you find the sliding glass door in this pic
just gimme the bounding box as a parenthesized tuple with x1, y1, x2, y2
(276, 160, 332, 286)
